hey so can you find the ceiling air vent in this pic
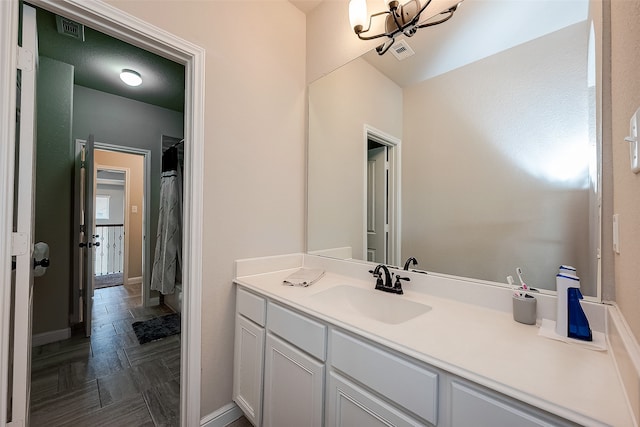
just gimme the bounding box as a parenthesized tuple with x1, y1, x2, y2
(390, 40, 415, 61)
(55, 15, 85, 41)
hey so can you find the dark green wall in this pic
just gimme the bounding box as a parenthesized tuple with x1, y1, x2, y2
(33, 56, 74, 335)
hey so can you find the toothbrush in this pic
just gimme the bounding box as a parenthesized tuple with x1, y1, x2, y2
(507, 275, 520, 297)
(516, 267, 529, 292)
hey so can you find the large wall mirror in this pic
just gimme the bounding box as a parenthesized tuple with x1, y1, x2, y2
(307, 0, 602, 297)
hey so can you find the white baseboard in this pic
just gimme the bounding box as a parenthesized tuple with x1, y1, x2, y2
(200, 402, 243, 427)
(127, 276, 142, 285)
(31, 327, 71, 347)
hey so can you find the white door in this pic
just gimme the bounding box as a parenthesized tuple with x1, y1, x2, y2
(11, 4, 38, 425)
(367, 146, 387, 263)
(79, 136, 97, 337)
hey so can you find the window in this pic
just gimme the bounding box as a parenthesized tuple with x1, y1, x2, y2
(95, 195, 110, 220)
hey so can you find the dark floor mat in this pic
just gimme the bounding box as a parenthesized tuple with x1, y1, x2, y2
(94, 273, 123, 289)
(132, 313, 180, 344)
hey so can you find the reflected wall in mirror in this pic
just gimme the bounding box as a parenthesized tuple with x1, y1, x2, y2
(308, 0, 601, 297)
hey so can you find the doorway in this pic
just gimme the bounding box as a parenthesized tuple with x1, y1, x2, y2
(94, 168, 127, 290)
(93, 150, 146, 295)
(364, 125, 401, 267)
(0, 1, 205, 425)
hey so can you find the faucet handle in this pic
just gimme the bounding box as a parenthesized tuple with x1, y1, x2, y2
(369, 269, 385, 289)
(393, 275, 409, 294)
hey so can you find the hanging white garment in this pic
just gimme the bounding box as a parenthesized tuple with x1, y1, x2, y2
(151, 169, 182, 294)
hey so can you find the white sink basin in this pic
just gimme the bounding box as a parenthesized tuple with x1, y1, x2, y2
(309, 285, 431, 325)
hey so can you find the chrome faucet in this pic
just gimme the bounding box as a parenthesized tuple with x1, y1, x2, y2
(369, 264, 408, 295)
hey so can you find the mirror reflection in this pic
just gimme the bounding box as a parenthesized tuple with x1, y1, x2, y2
(307, 0, 600, 296)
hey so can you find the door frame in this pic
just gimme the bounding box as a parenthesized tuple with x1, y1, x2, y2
(366, 145, 388, 263)
(362, 125, 401, 267)
(0, 1, 205, 425)
(74, 141, 156, 319)
(0, 1, 20, 422)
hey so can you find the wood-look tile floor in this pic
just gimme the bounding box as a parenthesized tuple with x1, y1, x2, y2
(30, 283, 180, 427)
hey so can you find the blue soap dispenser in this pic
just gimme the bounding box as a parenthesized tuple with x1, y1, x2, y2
(567, 287, 593, 341)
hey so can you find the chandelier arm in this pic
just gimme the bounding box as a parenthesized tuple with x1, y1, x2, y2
(406, 0, 434, 27)
(415, 7, 456, 29)
(356, 10, 398, 40)
(391, 7, 404, 33)
(376, 37, 396, 55)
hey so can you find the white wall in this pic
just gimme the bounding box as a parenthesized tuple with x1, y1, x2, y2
(95, 183, 124, 225)
(308, 57, 402, 259)
(104, 0, 306, 416)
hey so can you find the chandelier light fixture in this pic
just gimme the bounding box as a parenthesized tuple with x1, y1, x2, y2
(349, 0, 465, 55)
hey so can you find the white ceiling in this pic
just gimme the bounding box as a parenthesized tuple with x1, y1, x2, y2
(290, 0, 324, 14)
(290, 0, 590, 88)
(363, 0, 590, 87)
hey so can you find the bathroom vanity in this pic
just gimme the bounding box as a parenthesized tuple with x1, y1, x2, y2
(232, 254, 635, 427)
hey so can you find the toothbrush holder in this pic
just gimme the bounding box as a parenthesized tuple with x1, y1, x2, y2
(512, 294, 537, 325)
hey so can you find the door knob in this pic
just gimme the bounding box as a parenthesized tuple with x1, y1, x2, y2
(33, 242, 50, 277)
(33, 258, 50, 268)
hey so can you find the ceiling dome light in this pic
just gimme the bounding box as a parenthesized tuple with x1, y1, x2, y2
(120, 69, 142, 87)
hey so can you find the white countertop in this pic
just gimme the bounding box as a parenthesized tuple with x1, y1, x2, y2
(235, 266, 634, 427)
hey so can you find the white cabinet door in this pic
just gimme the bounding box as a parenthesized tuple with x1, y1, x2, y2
(327, 372, 427, 427)
(233, 315, 265, 427)
(263, 333, 324, 427)
(451, 381, 561, 427)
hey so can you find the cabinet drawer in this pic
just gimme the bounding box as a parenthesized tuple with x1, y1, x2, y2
(237, 287, 266, 327)
(331, 330, 438, 425)
(267, 302, 327, 361)
(450, 381, 571, 427)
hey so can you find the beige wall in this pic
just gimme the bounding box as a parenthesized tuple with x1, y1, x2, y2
(402, 22, 593, 292)
(308, 57, 402, 259)
(307, 0, 380, 84)
(105, 0, 306, 417)
(611, 0, 640, 341)
(94, 150, 144, 279)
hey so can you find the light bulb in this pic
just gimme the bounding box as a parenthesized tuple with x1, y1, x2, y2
(349, 0, 368, 32)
